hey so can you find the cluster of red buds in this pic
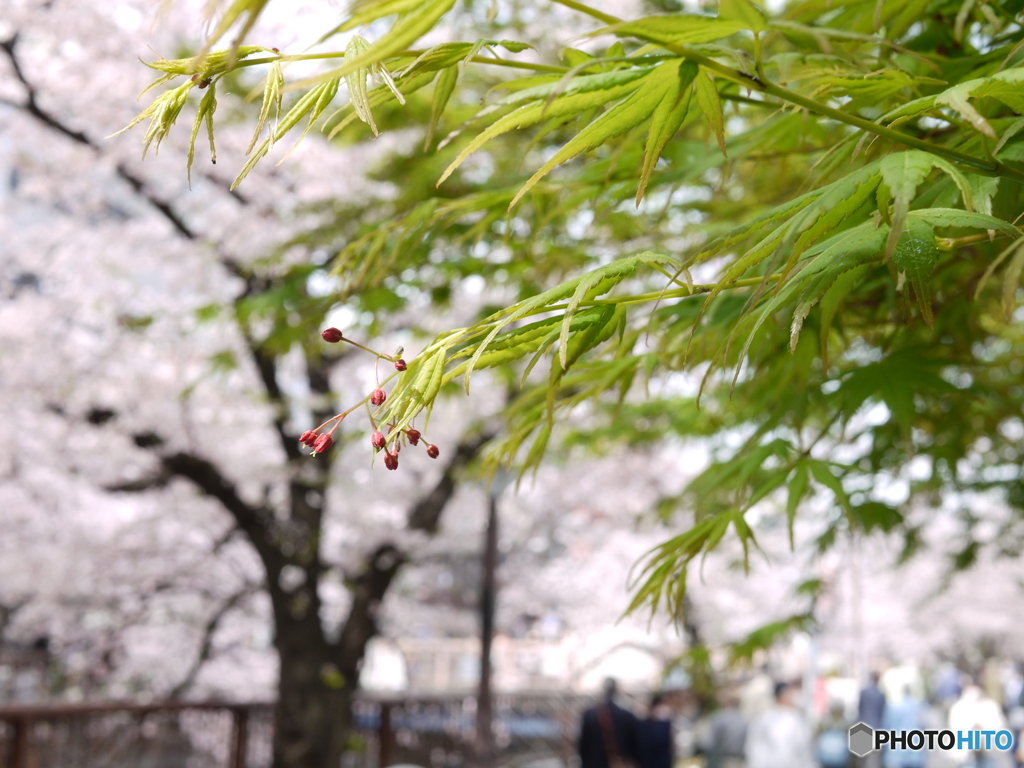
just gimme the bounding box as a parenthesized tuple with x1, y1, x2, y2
(366, 424, 441, 471)
(296, 327, 441, 471)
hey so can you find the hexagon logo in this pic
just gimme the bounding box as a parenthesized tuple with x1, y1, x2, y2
(849, 722, 875, 757)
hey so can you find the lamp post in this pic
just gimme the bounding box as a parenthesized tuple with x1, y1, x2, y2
(475, 471, 512, 768)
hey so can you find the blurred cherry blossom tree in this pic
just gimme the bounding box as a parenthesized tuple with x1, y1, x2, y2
(0, 4, 494, 759)
(0, 4, 686, 765)
(7, 2, 1024, 767)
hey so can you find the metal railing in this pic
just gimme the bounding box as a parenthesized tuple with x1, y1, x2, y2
(0, 701, 275, 768)
(0, 691, 648, 768)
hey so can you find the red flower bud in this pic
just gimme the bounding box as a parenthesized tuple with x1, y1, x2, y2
(394, 359, 407, 371)
(370, 388, 387, 406)
(426, 444, 439, 459)
(371, 430, 386, 450)
(321, 327, 343, 343)
(299, 430, 317, 447)
(384, 450, 399, 471)
(313, 434, 334, 453)
(405, 429, 421, 446)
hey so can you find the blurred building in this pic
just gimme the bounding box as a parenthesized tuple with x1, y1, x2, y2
(0, 643, 51, 702)
(360, 630, 677, 694)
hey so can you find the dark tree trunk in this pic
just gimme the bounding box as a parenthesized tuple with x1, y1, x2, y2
(266, 437, 488, 768)
(106, 388, 488, 768)
(273, 621, 350, 768)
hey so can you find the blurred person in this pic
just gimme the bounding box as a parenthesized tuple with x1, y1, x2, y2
(745, 681, 814, 768)
(1006, 706, 1024, 768)
(816, 698, 852, 768)
(919, 695, 949, 749)
(857, 670, 888, 768)
(881, 665, 925, 706)
(637, 692, 675, 768)
(934, 663, 965, 708)
(707, 692, 748, 768)
(1003, 662, 1024, 712)
(948, 683, 1009, 768)
(671, 690, 701, 761)
(579, 678, 641, 768)
(860, 672, 888, 728)
(882, 685, 926, 768)
(741, 666, 775, 720)
(984, 660, 1005, 709)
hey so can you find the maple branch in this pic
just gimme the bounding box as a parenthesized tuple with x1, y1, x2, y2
(0, 32, 245, 238)
(549, 0, 1024, 183)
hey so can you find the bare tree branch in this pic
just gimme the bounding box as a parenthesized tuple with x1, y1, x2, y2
(245, 331, 305, 464)
(107, 448, 289, 590)
(113, 163, 196, 240)
(1, 34, 93, 147)
(0, 597, 31, 644)
(158, 451, 287, 575)
(105, 467, 172, 493)
(0, 33, 205, 240)
(168, 584, 260, 699)
(408, 433, 492, 534)
(334, 431, 492, 679)
(2, 28, 342, 492)
(211, 524, 243, 555)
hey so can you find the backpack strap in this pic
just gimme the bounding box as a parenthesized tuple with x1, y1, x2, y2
(597, 703, 623, 768)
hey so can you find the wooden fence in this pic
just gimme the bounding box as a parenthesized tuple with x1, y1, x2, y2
(0, 691, 637, 768)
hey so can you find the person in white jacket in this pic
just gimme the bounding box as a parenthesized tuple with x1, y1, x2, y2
(745, 681, 815, 768)
(948, 684, 1010, 768)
